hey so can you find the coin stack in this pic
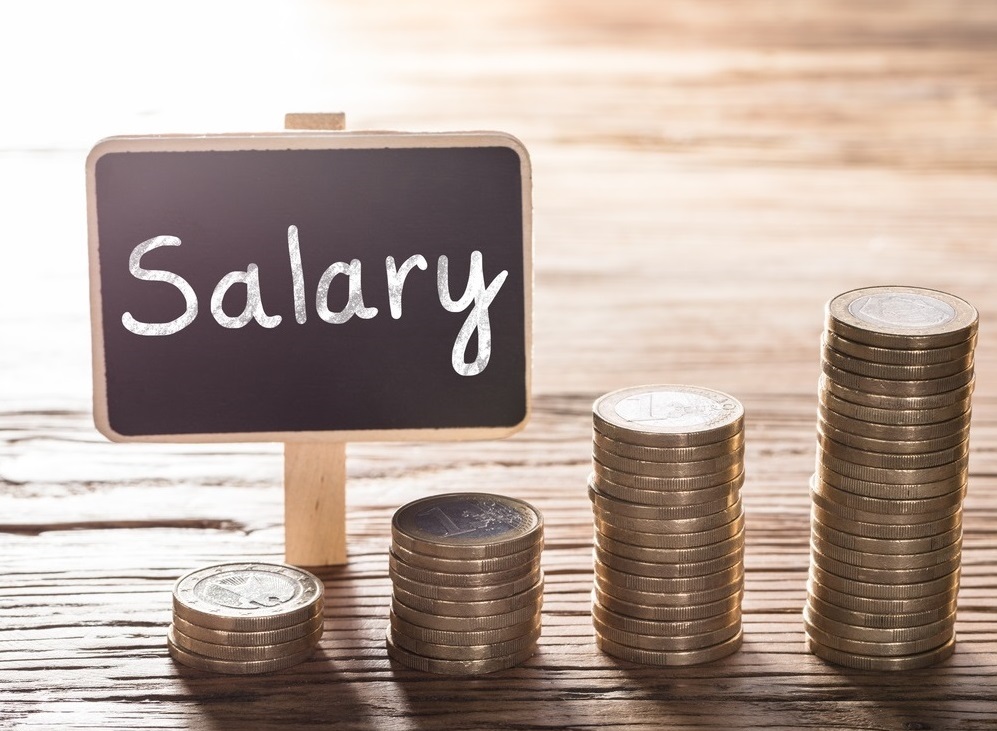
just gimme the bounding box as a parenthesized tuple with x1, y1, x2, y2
(385, 492, 544, 675)
(590, 384, 746, 666)
(806, 285, 978, 671)
(168, 562, 325, 675)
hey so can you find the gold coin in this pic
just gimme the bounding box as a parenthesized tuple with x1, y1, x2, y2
(810, 516, 962, 556)
(592, 444, 744, 479)
(820, 360, 974, 397)
(593, 588, 744, 622)
(593, 459, 743, 491)
(818, 374, 975, 411)
(597, 627, 742, 666)
(806, 577, 959, 615)
(818, 404, 972, 441)
(391, 580, 544, 618)
(166, 628, 315, 675)
(593, 499, 742, 535)
(385, 629, 535, 675)
(388, 551, 540, 588)
(808, 564, 959, 600)
(388, 623, 541, 662)
(592, 599, 741, 637)
(818, 387, 972, 427)
(814, 463, 967, 500)
(810, 534, 961, 570)
(805, 634, 955, 671)
(804, 616, 953, 657)
(810, 544, 960, 583)
(594, 561, 743, 595)
(809, 487, 962, 526)
(811, 503, 962, 540)
(391, 493, 543, 560)
(172, 563, 324, 633)
(803, 603, 955, 644)
(595, 528, 745, 564)
(811, 477, 967, 515)
(169, 623, 323, 661)
(389, 609, 540, 647)
(816, 448, 968, 487)
(810, 536, 962, 584)
(805, 592, 957, 630)
(591, 471, 743, 507)
(594, 543, 743, 579)
(390, 595, 541, 633)
(593, 429, 744, 463)
(824, 286, 978, 349)
(815, 431, 970, 470)
(588, 483, 738, 520)
(815, 416, 968, 455)
(822, 329, 977, 366)
(594, 615, 741, 652)
(388, 541, 541, 574)
(389, 567, 541, 602)
(595, 572, 743, 608)
(592, 385, 744, 448)
(595, 512, 744, 549)
(170, 612, 323, 647)
(821, 343, 973, 381)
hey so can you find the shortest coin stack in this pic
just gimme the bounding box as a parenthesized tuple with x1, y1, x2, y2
(590, 384, 746, 666)
(169, 562, 325, 675)
(386, 492, 544, 675)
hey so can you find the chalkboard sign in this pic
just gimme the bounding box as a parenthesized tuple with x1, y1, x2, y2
(86, 132, 531, 442)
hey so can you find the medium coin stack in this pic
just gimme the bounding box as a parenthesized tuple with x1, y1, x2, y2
(590, 384, 746, 666)
(168, 562, 325, 674)
(806, 285, 978, 671)
(386, 492, 544, 675)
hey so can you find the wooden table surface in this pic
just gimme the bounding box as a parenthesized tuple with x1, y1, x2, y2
(2, 1, 996, 729)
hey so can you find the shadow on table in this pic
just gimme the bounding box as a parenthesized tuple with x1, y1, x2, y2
(172, 645, 377, 731)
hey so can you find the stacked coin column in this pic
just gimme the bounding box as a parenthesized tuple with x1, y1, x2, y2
(589, 385, 746, 666)
(805, 286, 978, 671)
(168, 563, 325, 675)
(386, 493, 544, 675)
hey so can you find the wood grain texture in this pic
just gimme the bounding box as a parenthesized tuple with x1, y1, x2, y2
(2, 1, 997, 729)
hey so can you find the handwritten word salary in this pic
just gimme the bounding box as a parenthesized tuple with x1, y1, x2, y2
(120, 226, 509, 376)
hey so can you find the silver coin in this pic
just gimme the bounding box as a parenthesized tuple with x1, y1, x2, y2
(593, 385, 744, 448)
(391, 493, 543, 559)
(172, 563, 324, 632)
(825, 286, 978, 348)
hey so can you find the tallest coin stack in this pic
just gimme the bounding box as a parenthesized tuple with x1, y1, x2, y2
(805, 286, 978, 671)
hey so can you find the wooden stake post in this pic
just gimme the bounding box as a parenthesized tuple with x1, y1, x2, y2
(283, 113, 348, 566)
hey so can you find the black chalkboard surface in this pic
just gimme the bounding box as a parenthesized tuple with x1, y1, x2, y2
(86, 133, 531, 442)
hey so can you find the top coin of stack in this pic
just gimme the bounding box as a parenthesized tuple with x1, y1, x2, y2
(168, 562, 325, 675)
(386, 492, 544, 675)
(590, 384, 746, 666)
(806, 285, 978, 671)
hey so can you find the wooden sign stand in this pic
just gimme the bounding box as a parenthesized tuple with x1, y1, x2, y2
(282, 112, 348, 567)
(86, 114, 531, 569)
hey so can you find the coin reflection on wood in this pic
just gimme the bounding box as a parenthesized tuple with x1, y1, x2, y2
(168, 562, 325, 674)
(805, 286, 978, 671)
(589, 384, 745, 665)
(385, 492, 544, 674)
